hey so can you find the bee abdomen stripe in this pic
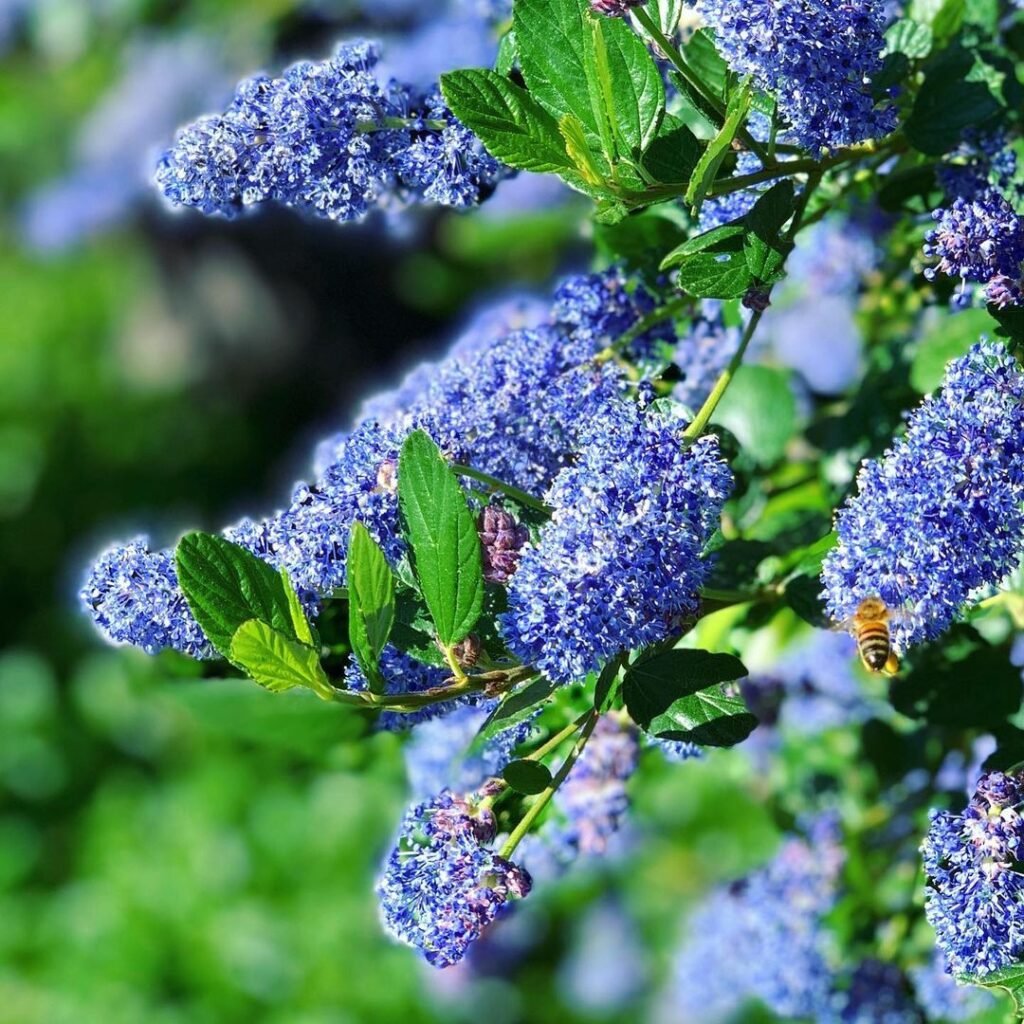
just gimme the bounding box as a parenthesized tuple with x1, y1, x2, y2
(858, 623, 890, 640)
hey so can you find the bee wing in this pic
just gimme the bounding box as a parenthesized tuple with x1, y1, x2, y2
(829, 615, 856, 633)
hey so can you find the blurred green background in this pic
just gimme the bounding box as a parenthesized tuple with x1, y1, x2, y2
(0, 3, 779, 1021)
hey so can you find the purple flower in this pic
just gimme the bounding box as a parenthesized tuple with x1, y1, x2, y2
(922, 770, 1024, 977)
(376, 791, 531, 967)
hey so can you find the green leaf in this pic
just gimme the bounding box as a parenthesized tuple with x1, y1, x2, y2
(281, 568, 314, 646)
(958, 962, 1024, 1016)
(591, 12, 665, 154)
(347, 522, 396, 695)
(676, 250, 753, 300)
(743, 180, 795, 284)
(618, 651, 757, 749)
(175, 532, 298, 658)
(503, 759, 553, 795)
(623, 649, 754, 748)
(229, 619, 332, 698)
(682, 28, 729, 104)
(685, 80, 751, 213)
(439, 68, 574, 174)
(660, 222, 746, 270)
(885, 18, 934, 59)
(641, 122, 704, 186)
(712, 365, 797, 465)
(906, 42, 1003, 155)
(495, 29, 517, 76)
(665, 222, 752, 299)
(514, 0, 603, 149)
(398, 431, 484, 647)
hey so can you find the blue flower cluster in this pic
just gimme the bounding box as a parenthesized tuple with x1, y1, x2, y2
(821, 340, 1024, 651)
(155, 40, 505, 223)
(354, 268, 676, 494)
(403, 700, 536, 799)
(81, 268, 677, 663)
(80, 537, 215, 660)
(376, 791, 531, 967)
(81, 420, 405, 657)
(690, 0, 896, 152)
(925, 137, 1024, 308)
(501, 403, 731, 685)
(922, 770, 1024, 978)
(669, 819, 844, 1021)
(520, 716, 639, 880)
(909, 951, 996, 1022)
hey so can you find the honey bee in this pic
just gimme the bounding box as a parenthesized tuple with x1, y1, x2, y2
(838, 596, 901, 675)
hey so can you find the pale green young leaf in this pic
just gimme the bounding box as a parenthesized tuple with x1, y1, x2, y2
(229, 619, 332, 698)
(347, 521, 396, 695)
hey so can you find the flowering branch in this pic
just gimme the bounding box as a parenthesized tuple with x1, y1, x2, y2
(630, 5, 770, 164)
(327, 665, 537, 712)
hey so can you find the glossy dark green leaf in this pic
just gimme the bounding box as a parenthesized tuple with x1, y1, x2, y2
(175, 532, 298, 658)
(641, 122, 703, 185)
(591, 12, 665, 154)
(682, 28, 729, 103)
(676, 250, 753, 299)
(743, 180, 795, 284)
(398, 431, 484, 647)
(514, 0, 602, 149)
(906, 42, 1003, 155)
(347, 522, 396, 695)
(623, 649, 753, 747)
(503, 759, 552, 795)
(440, 68, 574, 174)
(660, 222, 746, 270)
